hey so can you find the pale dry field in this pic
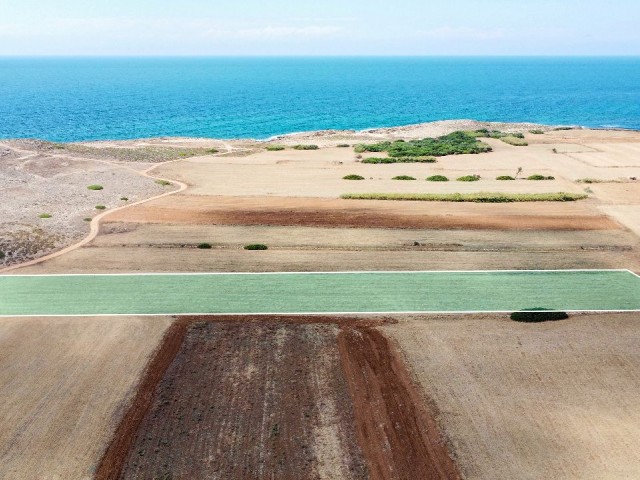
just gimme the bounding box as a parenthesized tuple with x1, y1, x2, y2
(386, 313, 640, 480)
(0, 316, 172, 480)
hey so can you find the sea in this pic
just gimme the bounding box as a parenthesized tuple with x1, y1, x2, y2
(0, 56, 639, 142)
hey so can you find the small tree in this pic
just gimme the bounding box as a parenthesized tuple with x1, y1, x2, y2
(514, 167, 523, 179)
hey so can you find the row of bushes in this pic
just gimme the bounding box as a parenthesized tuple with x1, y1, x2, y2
(197, 243, 268, 250)
(343, 174, 554, 182)
(354, 131, 493, 158)
(340, 192, 588, 203)
(361, 156, 437, 164)
(266, 144, 320, 151)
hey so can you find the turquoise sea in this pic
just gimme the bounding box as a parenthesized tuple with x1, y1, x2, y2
(0, 57, 639, 141)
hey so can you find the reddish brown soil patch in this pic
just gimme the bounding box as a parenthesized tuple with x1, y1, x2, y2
(106, 197, 616, 231)
(339, 325, 461, 480)
(97, 316, 460, 480)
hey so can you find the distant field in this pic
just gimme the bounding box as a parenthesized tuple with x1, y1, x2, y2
(1, 270, 639, 316)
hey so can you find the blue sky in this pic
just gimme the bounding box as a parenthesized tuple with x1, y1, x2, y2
(1, 0, 639, 56)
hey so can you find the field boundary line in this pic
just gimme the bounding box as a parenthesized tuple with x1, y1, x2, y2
(0, 269, 633, 278)
(1, 309, 639, 318)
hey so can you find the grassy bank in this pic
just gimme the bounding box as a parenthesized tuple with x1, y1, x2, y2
(340, 192, 588, 203)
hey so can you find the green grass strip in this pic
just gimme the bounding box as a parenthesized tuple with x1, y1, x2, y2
(340, 192, 588, 203)
(0, 270, 638, 316)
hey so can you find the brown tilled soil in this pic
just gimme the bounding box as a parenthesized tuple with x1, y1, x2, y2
(106, 199, 617, 231)
(97, 316, 460, 480)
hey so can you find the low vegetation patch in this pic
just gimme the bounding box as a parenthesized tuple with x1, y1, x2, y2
(527, 174, 555, 180)
(343, 174, 365, 180)
(38, 213, 52, 219)
(244, 244, 268, 250)
(206, 148, 219, 154)
(197, 243, 212, 249)
(510, 308, 569, 323)
(496, 175, 516, 180)
(392, 175, 416, 181)
(155, 179, 172, 186)
(95, 205, 107, 210)
(575, 178, 623, 184)
(426, 175, 449, 182)
(87, 184, 104, 191)
(292, 144, 319, 150)
(266, 145, 285, 151)
(340, 192, 588, 203)
(554, 126, 574, 131)
(354, 131, 492, 158)
(83, 217, 92, 222)
(500, 136, 529, 146)
(337, 143, 351, 148)
(361, 156, 436, 164)
(457, 175, 481, 182)
(529, 129, 545, 134)
(120, 197, 129, 201)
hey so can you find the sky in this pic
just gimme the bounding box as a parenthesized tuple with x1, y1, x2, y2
(1, 0, 639, 56)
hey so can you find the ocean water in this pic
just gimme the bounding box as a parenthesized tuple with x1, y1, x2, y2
(0, 57, 639, 142)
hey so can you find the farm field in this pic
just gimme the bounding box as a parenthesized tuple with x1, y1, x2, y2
(0, 315, 171, 479)
(99, 316, 459, 480)
(386, 313, 640, 479)
(1, 270, 639, 316)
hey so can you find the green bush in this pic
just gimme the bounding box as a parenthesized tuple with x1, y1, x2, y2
(554, 126, 574, 131)
(343, 174, 365, 180)
(83, 217, 92, 222)
(155, 179, 172, 186)
(39, 213, 52, 219)
(510, 308, 569, 323)
(337, 144, 350, 148)
(361, 156, 436, 164)
(426, 175, 449, 182)
(354, 131, 492, 158)
(266, 145, 285, 151)
(496, 175, 516, 180)
(244, 244, 268, 250)
(87, 184, 104, 191)
(529, 129, 545, 134)
(392, 175, 416, 181)
(527, 174, 555, 180)
(197, 243, 212, 249)
(95, 205, 106, 210)
(0, 251, 5, 260)
(457, 175, 481, 182)
(206, 148, 219, 154)
(340, 192, 588, 203)
(120, 197, 129, 201)
(292, 144, 319, 150)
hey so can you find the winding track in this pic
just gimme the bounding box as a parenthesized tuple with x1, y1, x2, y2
(0, 142, 235, 273)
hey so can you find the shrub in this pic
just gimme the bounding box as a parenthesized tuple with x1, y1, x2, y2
(527, 174, 555, 180)
(197, 243, 212, 249)
(500, 136, 529, 146)
(120, 197, 129, 201)
(457, 175, 481, 182)
(552, 148, 558, 154)
(155, 179, 172, 186)
(354, 131, 492, 158)
(292, 144, 319, 150)
(426, 175, 449, 182)
(206, 148, 219, 154)
(392, 175, 416, 181)
(337, 144, 350, 148)
(0, 251, 4, 260)
(554, 126, 574, 131)
(340, 192, 588, 202)
(83, 217, 92, 222)
(87, 184, 104, 191)
(361, 156, 436, 164)
(266, 145, 285, 151)
(38, 213, 52, 218)
(529, 129, 545, 134)
(496, 175, 516, 180)
(510, 308, 569, 323)
(95, 205, 106, 210)
(244, 244, 268, 250)
(343, 174, 365, 180)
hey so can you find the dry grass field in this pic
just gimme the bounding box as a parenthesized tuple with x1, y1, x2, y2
(386, 313, 640, 479)
(0, 316, 172, 479)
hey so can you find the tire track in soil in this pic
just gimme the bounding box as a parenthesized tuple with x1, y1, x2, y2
(338, 325, 461, 480)
(96, 316, 461, 480)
